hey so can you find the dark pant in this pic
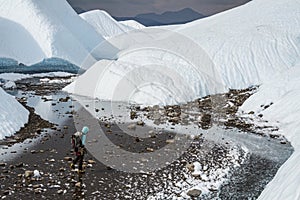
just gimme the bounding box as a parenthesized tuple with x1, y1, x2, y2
(73, 153, 84, 170)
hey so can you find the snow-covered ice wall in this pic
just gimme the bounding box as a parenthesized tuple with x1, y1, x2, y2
(0, 88, 29, 140)
(178, 0, 300, 89)
(64, 28, 227, 105)
(0, 0, 118, 67)
(0, 17, 45, 65)
(240, 66, 300, 200)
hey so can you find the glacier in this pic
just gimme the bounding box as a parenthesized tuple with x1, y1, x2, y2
(0, 0, 299, 198)
(64, 0, 300, 199)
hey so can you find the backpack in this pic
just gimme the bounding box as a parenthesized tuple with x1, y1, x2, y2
(71, 132, 83, 151)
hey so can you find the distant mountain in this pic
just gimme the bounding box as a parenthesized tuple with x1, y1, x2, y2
(73, 7, 86, 14)
(114, 8, 206, 26)
(114, 16, 161, 26)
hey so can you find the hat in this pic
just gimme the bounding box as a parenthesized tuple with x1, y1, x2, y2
(82, 126, 89, 135)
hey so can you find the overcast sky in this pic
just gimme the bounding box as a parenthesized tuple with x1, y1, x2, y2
(67, 0, 251, 17)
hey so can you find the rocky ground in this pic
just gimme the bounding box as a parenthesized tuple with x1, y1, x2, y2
(129, 86, 284, 140)
(0, 76, 293, 199)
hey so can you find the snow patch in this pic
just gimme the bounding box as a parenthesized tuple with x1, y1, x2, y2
(3, 81, 16, 89)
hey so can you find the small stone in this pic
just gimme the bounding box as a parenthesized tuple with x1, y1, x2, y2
(16, 162, 24, 167)
(59, 167, 66, 172)
(180, 160, 187, 164)
(0, 163, 6, 167)
(169, 117, 180, 123)
(33, 170, 41, 178)
(57, 189, 63, 194)
(146, 148, 154, 152)
(49, 159, 55, 162)
(166, 139, 175, 144)
(31, 150, 36, 154)
(87, 160, 96, 164)
(258, 114, 263, 118)
(3, 190, 10, 195)
(137, 121, 144, 126)
(186, 163, 195, 172)
(130, 111, 137, 119)
(248, 111, 255, 115)
(187, 189, 202, 197)
(34, 188, 42, 194)
(64, 157, 72, 161)
(25, 170, 33, 178)
(149, 130, 156, 138)
(208, 185, 218, 191)
(127, 124, 136, 130)
(192, 173, 201, 178)
(75, 182, 81, 188)
(106, 130, 112, 133)
(32, 184, 40, 188)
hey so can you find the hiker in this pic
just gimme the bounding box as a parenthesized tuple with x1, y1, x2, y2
(70, 126, 89, 173)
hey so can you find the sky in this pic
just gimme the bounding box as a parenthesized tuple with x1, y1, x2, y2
(67, 0, 251, 17)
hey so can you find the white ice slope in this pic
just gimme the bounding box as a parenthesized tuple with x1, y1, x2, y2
(240, 66, 300, 200)
(178, 0, 300, 89)
(0, 17, 45, 65)
(80, 10, 134, 39)
(64, 28, 227, 105)
(0, 0, 116, 67)
(0, 88, 29, 140)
